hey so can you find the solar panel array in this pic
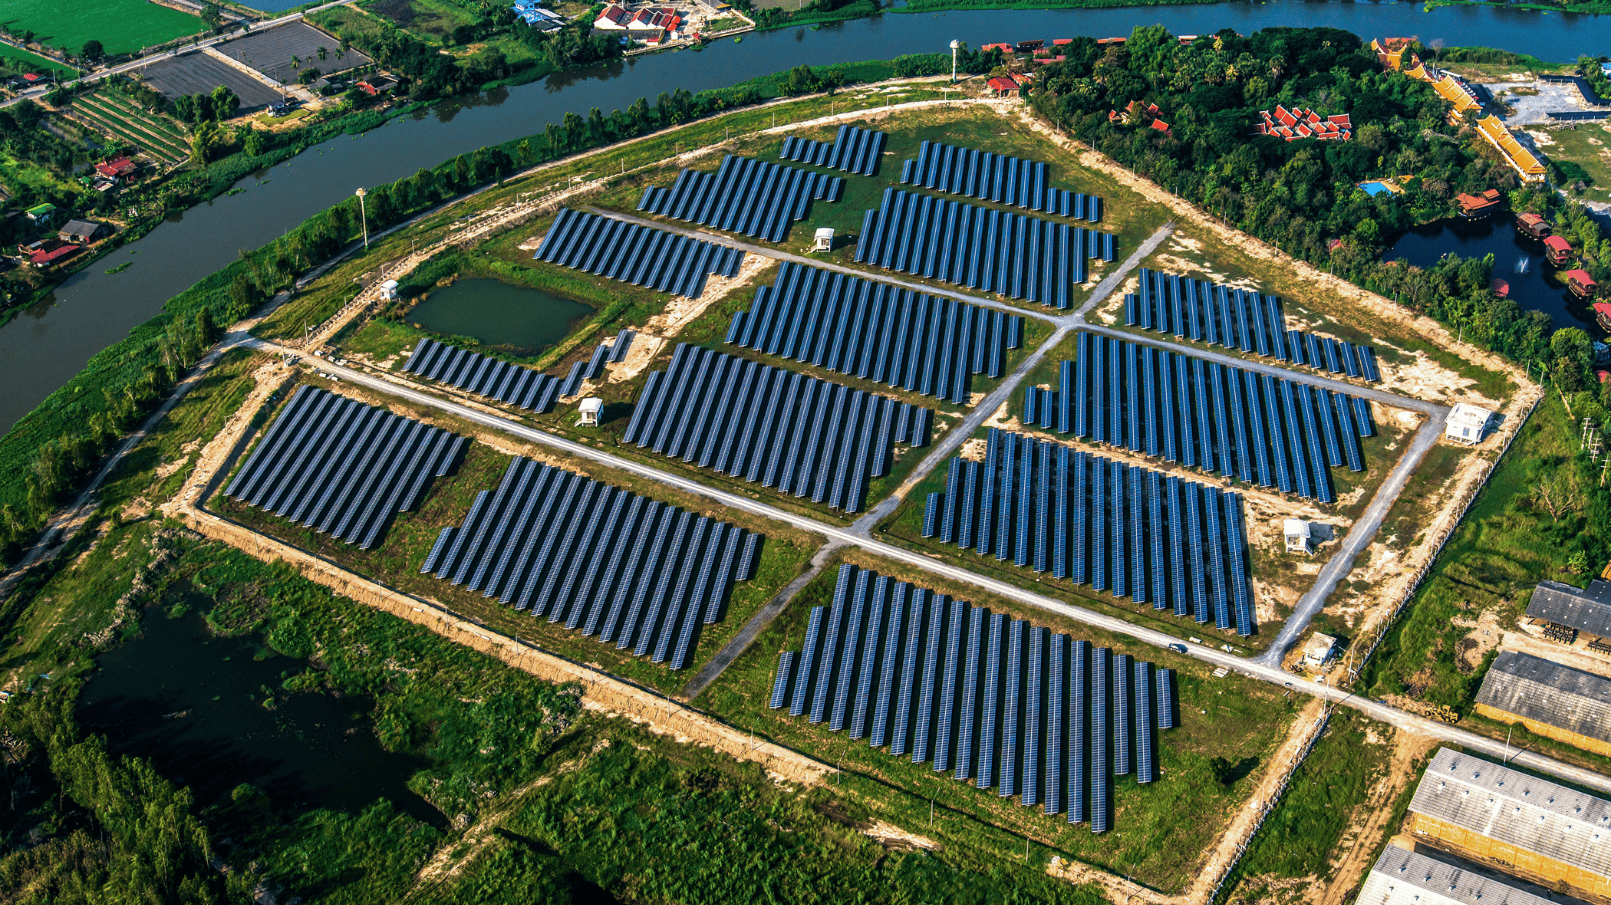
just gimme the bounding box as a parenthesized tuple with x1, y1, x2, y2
(900, 140, 1103, 222)
(854, 189, 1115, 309)
(723, 261, 1024, 405)
(559, 330, 635, 399)
(404, 338, 562, 413)
(1027, 333, 1374, 504)
(923, 428, 1255, 635)
(780, 126, 887, 176)
(769, 564, 1176, 831)
(224, 386, 466, 548)
(624, 343, 932, 513)
(535, 209, 744, 298)
(636, 154, 843, 243)
(1123, 269, 1381, 383)
(421, 456, 763, 669)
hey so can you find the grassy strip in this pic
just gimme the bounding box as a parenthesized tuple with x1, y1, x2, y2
(699, 544, 1296, 892)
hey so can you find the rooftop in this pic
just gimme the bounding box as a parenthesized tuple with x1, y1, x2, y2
(1475, 650, 1611, 744)
(1526, 579, 1611, 636)
(1448, 403, 1492, 430)
(1356, 843, 1558, 905)
(1408, 748, 1611, 880)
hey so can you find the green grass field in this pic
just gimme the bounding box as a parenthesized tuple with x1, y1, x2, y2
(0, 0, 204, 56)
(0, 40, 76, 74)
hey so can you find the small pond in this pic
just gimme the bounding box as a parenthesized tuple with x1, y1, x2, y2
(77, 603, 443, 827)
(1384, 218, 1598, 336)
(407, 278, 594, 357)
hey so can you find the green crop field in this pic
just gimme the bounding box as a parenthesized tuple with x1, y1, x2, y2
(0, 0, 203, 56)
(0, 41, 76, 74)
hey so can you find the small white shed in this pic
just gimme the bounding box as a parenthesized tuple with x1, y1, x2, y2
(1303, 633, 1338, 667)
(1284, 519, 1313, 555)
(812, 227, 835, 252)
(576, 396, 604, 427)
(379, 279, 400, 301)
(1445, 403, 1493, 445)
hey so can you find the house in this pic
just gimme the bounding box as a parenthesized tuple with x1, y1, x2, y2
(7, 72, 44, 91)
(1596, 301, 1611, 333)
(1564, 269, 1598, 300)
(57, 219, 103, 244)
(981, 43, 1013, 54)
(1014, 39, 1044, 53)
(1371, 37, 1415, 70)
(1149, 118, 1172, 137)
(1455, 189, 1502, 219)
(24, 203, 56, 226)
(986, 76, 1021, 97)
(593, 5, 629, 29)
(94, 157, 137, 181)
(1255, 105, 1351, 141)
(1516, 211, 1551, 238)
(1544, 234, 1574, 265)
(1432, 73, 1482, 116)
(1302, 632, 1337, 667)
(1444, 403, 1492, 444)
(26, 242, 79, 269)
(357, 74, 398, 96)
(1284, 519, 1313, 555)
(1476, 115, 1548, 183)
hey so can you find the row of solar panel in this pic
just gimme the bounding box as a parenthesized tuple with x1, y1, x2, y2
(854, 189, 1116, 309)
(404, 338, 562, 413)
(723, 261, 1024, 405)
(1122, 269, 1381, 383)
(534, 208, 743, 298)
(224, 386, 466, 549)
(923, 429, 1255, 636)
(623, 344, 931, 513)
(900, 140, 1103, 222)
(420, 456, 761, 670)
(1034, 333, 1375, 504)
(636, 155, 843, 244)
(768, 564, 1177, 832)
(779, 126, 887, 177)
(559, 329, 635, 399)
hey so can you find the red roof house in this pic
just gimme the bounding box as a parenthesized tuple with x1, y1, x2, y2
(987, 76, 1021, 96)
(1544, 235, 1574, 265)
(27, 243, 80, 268)
(1564, 269, 1598, 299)
(1150, 119, 1172, 136)
(95, 157, 137, 180)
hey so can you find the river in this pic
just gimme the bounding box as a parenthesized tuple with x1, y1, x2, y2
(2, 0, 1604, 433)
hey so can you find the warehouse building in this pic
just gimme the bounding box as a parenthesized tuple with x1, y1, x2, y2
(1405, 748, 1611, 900)
(1473, 651, 1611, 756)
(1526, 579, 1611, 653)
(1356, 843, 1558, 905)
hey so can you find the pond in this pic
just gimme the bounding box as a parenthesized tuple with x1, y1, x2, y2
(77, 601, 444, 827)
(406, 278, 594, 356)
(1383, 217, 1599, 337)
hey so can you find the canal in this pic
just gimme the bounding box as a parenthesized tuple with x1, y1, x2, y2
(2, 0, 1605, 433)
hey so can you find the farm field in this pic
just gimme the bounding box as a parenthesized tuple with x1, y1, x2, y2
(0, 41, 76, 75)
(134, 51, 282, 107)
(213, 21, 373, 84)
(68, 91, 190, 165)
(0, 0, 203, 56)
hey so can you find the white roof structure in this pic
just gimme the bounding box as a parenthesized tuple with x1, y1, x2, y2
(1284, 519, 1311, 538)
(1445, 403, 1492, 443)
(1408, 748, 1611, 881)
(815, 227, 835, 240)
(578, 397, 604, 415)
(1356, 843, 1557, 905)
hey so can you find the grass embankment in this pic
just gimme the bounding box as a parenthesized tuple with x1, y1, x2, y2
(603, 102, 1169, 314)
(1216, 710, 1394, 905)
(0, 345, 1115, 904)
(212, 377, 822, 697)
(700, 545, 1295, 893)
(1, 0, 204, 55)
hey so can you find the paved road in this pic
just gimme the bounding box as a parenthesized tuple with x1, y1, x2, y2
(0, 0, 357, 110)
(262, 341, 1611, 795)
(1255, 411, 1447, 667)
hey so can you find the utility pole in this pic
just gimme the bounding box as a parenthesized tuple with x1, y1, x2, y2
(355, 186, 368, 248)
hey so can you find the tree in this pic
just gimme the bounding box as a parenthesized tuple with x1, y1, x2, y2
(243, 127, 266, 157)
(82, 39, 104, 60)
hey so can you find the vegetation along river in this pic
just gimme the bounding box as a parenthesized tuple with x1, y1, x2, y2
(0, 0, 1603, 434)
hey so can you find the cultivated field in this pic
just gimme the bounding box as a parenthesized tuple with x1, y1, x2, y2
(0, 0, 203, 55)
(213, 21, 373, 84)
(134, 50, 282, 107)
(67, 90, 190, 165)
(0, 41, 76, 75)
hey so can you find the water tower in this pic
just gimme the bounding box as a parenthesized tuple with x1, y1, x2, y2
(950, 40, 961, 83)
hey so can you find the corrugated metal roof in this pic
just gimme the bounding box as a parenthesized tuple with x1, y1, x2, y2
(1356, 843, 1557, 905)
(1526, 580, 1611, 637)
(1475, 651, 1611, 744)
(1408, 749, 1611, 880)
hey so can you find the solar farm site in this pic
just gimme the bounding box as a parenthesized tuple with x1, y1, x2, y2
(215, 98, 1527, 897)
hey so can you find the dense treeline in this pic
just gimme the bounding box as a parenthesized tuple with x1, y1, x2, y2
(0, 102, 82, 213)
(1032, 26, 1611, 382)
